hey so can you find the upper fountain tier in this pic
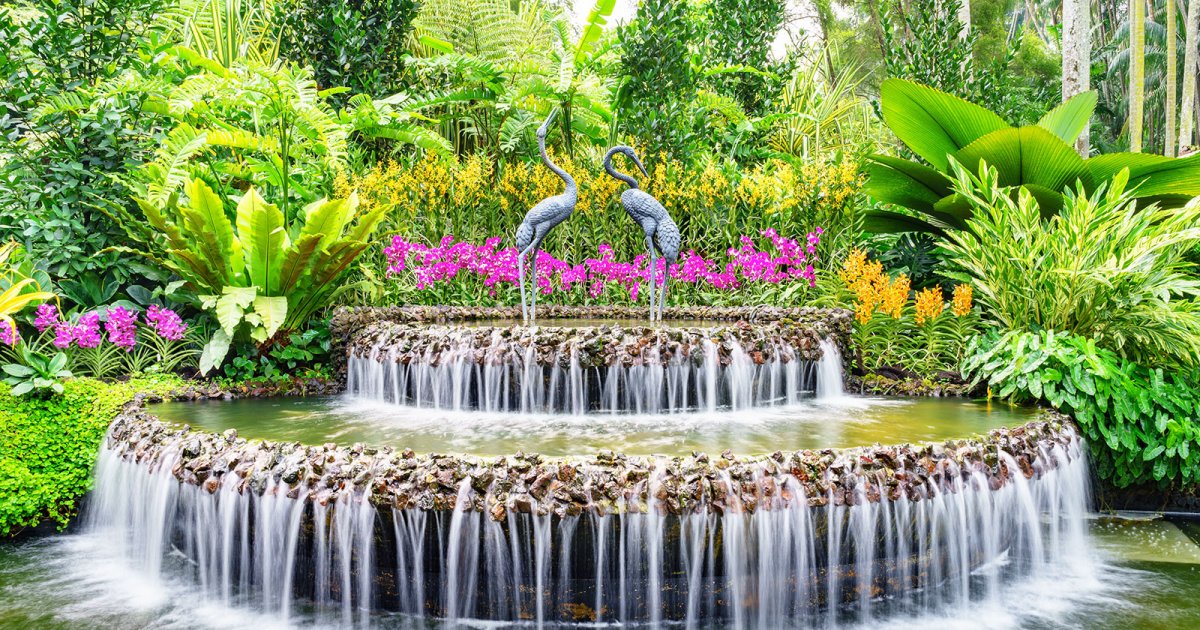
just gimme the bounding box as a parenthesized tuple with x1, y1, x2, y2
(332, 306, 853, 415)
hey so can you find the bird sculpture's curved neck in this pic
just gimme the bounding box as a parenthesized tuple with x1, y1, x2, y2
(540, 134, 577, 201)
(603, 146, 641, 189)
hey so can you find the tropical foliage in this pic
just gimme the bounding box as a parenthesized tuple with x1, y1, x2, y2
(865, 79, 1200, 235)
(941, 163, 1200, 370)
(120, 179, 386, 372)
(964, 330, 1200, 489)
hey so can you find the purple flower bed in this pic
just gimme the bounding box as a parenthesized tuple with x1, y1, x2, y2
(13, 303, 188, 350)
(383, 229, 823, 301)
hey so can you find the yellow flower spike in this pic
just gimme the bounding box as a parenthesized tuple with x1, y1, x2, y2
(952, 284, 974, 317)
(914, 286, 944, 326)
(881, 274, 910, 319)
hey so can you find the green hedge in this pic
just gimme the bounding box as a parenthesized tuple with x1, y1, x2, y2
(0, 376, 180, 536)
(963, 330, 1200, 488)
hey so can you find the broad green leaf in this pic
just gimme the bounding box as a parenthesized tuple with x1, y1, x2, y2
(1036, 91, 1097, 144)
(299, 196, 351, 251)
(880, 78, 1010, 171)
(1084, 153, 1200, 204)
(199, 328, 231, 376)
(863, 159, 945, 215)
(863, 209, 948, 236)
(253, 295, 288, 338)
(235, 188, 286, 295)
(2, 364, 33, 377)
(277, 233, 323, 295)
(215, 286, 256, 335)
(182, 178, 243, 284)
(48, 353, 67, 372)
(953, 126, 1089, 192)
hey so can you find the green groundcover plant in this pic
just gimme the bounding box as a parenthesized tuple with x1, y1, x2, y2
(0, 376, 180, 536)
(963, 330, 1200, 489)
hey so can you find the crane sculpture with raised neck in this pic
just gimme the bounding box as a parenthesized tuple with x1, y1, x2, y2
(514, 109, 577, 324)
(603, 146, 681, 322)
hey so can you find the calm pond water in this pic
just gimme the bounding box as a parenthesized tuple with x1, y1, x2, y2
(1, 515, 1198, 629)
(149, 396, 1040, 457)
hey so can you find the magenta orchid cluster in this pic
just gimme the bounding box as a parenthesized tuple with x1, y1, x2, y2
(383, 229, 823, 301)
(25, 303, 188, 351)
(0, 323, 19, 346)
(146, 305, 187, 341)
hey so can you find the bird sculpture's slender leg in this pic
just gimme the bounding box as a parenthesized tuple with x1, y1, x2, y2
(645, 236, 658, 322)
(517, 245, 536, 324)
(517, 250, 528, 324)
(530, 248, 539, 323)
(658, 274, 668, 322)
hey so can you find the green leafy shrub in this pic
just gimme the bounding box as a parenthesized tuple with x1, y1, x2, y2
(0, 0, 164, 294)
(278, 0, 419, 105)
(2, 349, 71, 397)
(124, 179, 387, 373)
(963, 330, 1200, 488)
(941, 164, 1200, 369)
(617, 0, 699, 162)
(0, 376, 181, 536)
(880, 0, 1028, 119)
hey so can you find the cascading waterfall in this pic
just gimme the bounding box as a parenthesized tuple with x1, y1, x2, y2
(345, 330, 839, 414)
(87, 449, 378, 627)
(816, 338, 846, 401)
(86, 423, 1091, 628)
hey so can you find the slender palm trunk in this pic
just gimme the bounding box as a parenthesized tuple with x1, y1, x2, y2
(958, 0, 971, 38)
(1063, 0, 1092, 155)
(1130, 0, 1146, 152)
(1168, 0, 1179, 156)
(1181, 0, 1199, 152)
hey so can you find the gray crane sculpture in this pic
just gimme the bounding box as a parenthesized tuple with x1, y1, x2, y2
(603, 146, 681, 322)
(515, 109, 577, 324)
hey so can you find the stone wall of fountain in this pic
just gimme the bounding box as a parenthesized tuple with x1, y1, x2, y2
(91, 395, 1086, 626)
(333, 306, 853, 413)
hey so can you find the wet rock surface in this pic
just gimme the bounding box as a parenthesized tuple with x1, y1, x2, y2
(106, 393, 1078, 520)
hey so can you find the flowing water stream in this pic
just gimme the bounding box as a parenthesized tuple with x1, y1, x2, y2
(3, 335, 1194, 628)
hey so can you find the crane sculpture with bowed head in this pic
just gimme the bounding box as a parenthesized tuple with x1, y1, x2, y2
(602, 146, 681, 322)
(515, 109, 578, 324)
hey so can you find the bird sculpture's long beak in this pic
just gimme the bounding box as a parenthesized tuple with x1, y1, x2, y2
(543, 108, 559, 129)
(633, 154, 649, 178)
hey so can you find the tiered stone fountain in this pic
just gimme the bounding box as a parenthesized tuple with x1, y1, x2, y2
(85, 306, 1089, 628)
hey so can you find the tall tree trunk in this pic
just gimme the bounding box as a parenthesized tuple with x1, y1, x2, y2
(1181, 0, 1199, 153)
(1130, 0, 1146, 152)
(1168, 0, 1179, 156)
(1063, 0, 1092, 155)
(958, 0, 971, 39)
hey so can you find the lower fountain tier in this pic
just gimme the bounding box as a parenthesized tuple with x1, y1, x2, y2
(91, 404, 1087, 626)
(343, 316, 849, 413)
